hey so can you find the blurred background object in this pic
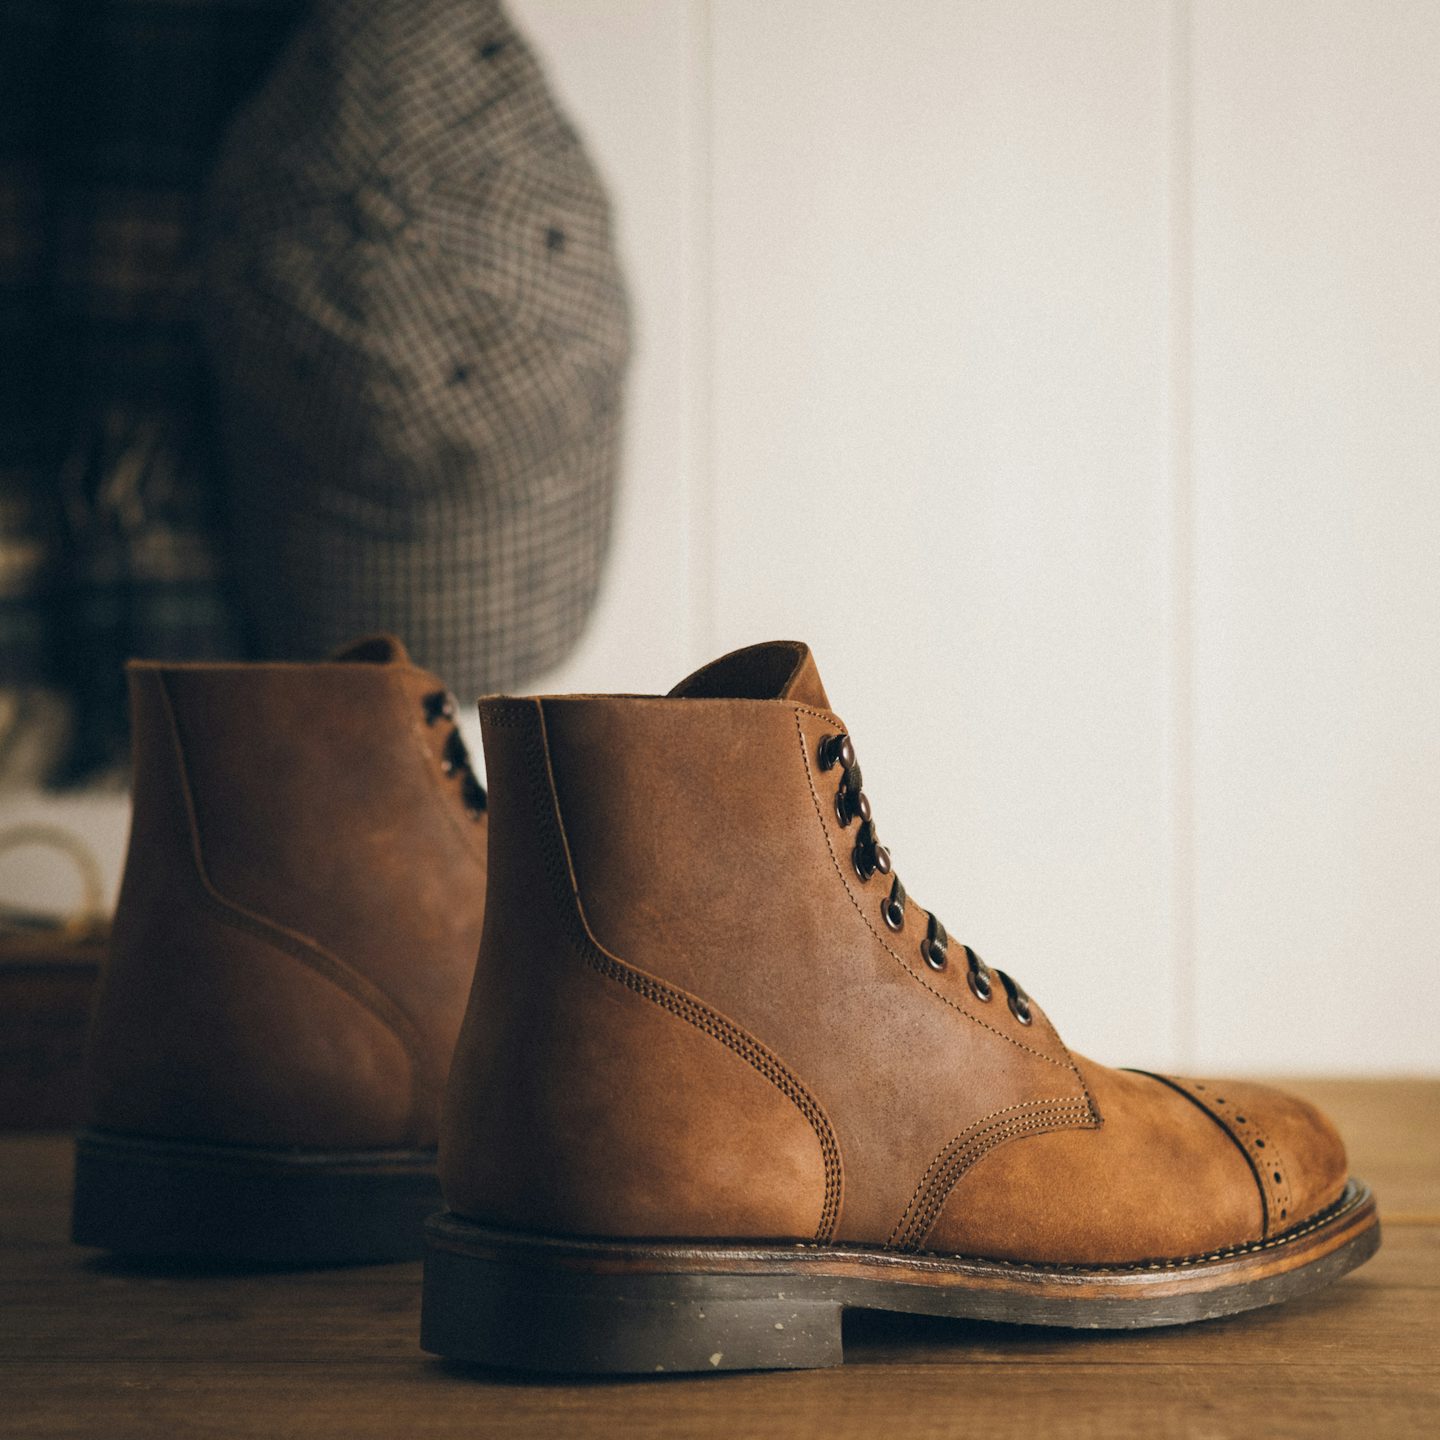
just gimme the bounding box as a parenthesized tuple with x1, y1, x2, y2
(0, 0, 303, 788)
(0, 825, 108, 1128)
(0, 0, 628, 788)
(204, 0, 630, 694)
(1, 0, 1436, 1079)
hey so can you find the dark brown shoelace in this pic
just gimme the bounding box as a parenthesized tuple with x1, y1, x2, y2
(423, 691, 486, 819)
(819, 731, 1032, 1025)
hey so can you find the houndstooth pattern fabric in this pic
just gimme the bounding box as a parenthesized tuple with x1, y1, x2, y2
(203, 0, 631, 695)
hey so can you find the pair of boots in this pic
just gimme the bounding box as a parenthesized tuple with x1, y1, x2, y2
(74, 637, 1379, 1374)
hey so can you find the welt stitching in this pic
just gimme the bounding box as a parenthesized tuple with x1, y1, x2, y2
(525, 701, 844, 1244)
(526, 1182, 1363, 1274)
(887, 1097, 1092, 1246)
(902, 1105, 1096, 1251)
(766, 1183, 1363, 1272)
(792, 709, 1068, 1068)
(912, 1186, 1360, 1271)
(156, 672, 430, 1139)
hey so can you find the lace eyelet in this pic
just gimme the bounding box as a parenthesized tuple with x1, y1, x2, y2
(422, 690, 456, 726)
(461, 773, 487, 816)
(921, 937, 947, 971)
(852, 844, 875, 882)
(968, 968, 993, 1002)
(882, 896, 905, 931)
(835, 789, 851, 826)
(1009, 993, 1033, 1025)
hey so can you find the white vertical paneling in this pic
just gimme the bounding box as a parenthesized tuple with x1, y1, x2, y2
(706, 1, 1178, 1065)
(5, 3, 1435, 1074)
(507, 1, 704, 695)
(1189, 2, 1440, 1071)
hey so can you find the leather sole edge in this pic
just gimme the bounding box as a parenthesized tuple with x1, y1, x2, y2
(419, 1178, 1380, 1374)
(71, 1127, 439, 1265)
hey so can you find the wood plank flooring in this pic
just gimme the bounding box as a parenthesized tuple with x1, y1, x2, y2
(3, 1081, 1436, 1438)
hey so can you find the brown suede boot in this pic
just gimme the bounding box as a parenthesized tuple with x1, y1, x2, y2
(423, 640, 1379, 1371)
(73, 636, 487, 1262)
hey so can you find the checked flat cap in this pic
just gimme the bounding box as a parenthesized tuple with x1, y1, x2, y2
(203, 0, 630, 694)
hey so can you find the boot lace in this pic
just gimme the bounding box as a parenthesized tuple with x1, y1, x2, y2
(819, 732, 1032, 1024)
(422, 691, 486, 819)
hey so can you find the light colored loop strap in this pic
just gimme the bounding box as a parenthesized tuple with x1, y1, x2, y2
(0, 824, 107, 936)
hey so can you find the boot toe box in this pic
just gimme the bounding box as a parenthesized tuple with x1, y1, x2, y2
(1159, 1075, 1350, 1235)
(923, 1061, 1353, 1265)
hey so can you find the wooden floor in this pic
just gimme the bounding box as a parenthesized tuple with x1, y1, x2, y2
(3, 1080, 1437, 1439)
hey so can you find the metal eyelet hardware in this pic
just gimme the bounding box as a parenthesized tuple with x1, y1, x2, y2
(424, 692, 486, 816)
(852, 843, 892, 881)
(922, 913, 949, 971)
(461, 773, 486, 818)
(422, 690, 457, 726)
(440, 729, 467, 777)
(852, 821, 891, 882)
(882, 876, 908, 932)
(820, 730, 1039, 1017)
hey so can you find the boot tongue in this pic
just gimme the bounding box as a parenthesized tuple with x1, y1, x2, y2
(667, 640, 832, 710)
(329, 633, 412, 666)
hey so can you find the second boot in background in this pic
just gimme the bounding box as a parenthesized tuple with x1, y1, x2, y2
(73, 636, 487, 1263)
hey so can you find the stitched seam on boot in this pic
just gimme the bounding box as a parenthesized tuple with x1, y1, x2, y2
(155, 672, 429, 1142)
(793, 709, 1089, 1086)
(1141, 1072, 1292, 1239)
(522, 698, 844, 1244)
(889, 1098, 1097, 1249)
(892, 1100, 1098, 1251)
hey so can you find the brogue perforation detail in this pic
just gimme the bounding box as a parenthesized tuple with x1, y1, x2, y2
(1144, 1073, 1294, 1236)
(422, 689, 487, 818)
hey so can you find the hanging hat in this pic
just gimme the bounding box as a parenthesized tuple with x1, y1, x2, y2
(203, 0, 631, 693)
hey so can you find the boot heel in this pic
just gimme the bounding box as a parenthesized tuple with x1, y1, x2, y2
(421, 1213, 844, 1374)
(72, 1128, 440, 1264)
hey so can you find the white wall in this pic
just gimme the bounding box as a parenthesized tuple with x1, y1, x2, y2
(524, 0, 1440, 1075)
(5, 1, 1436, 1076)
